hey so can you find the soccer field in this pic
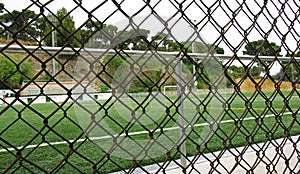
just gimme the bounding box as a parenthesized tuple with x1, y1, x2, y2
(0, 90, 299, 173)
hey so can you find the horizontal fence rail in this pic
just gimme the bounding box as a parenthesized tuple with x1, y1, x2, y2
(1, 44, 300, 62)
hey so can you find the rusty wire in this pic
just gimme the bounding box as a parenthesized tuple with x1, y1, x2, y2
(0, 0, 299, 173)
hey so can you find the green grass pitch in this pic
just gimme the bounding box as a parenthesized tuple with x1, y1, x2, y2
(0, 90, 299, 173)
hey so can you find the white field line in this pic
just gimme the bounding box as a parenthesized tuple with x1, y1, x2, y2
(0, 112, 293, 153)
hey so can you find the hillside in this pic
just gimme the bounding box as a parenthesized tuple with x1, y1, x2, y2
(0, 38, 39, 46)
(2, 51, 298, 92)
(236, 78, 298, 92)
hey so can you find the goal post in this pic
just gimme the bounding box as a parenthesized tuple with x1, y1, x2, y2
(163, 85, 177, 95)
(163, 85, 190, 95)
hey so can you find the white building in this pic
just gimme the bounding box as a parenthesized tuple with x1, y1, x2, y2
(1, 81, 112, 105)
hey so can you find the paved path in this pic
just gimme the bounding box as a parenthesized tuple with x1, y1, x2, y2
(112, 135, 299, 174)
(157, 136, 299, 174)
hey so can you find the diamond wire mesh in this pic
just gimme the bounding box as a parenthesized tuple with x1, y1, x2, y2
(0, 0, 299, 173)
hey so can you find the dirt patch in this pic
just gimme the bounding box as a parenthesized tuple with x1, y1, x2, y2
(236, 78, 298, 92)
(0, 38, 39, 46)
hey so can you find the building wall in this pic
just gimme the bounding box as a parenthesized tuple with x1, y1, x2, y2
(0, 93, 112, 105)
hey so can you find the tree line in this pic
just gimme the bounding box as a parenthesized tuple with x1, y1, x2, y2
(0, 5, 225, 52)
(0, 4, 299, 90)
(0, 4, 299, 57)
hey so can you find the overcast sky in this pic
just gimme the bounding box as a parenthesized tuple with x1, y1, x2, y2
(0, 0, 299, 57)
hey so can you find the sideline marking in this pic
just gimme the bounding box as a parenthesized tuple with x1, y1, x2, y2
(0, 112, 293, 153)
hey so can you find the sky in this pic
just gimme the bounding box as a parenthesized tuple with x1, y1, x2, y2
(0, 0, 299, 73)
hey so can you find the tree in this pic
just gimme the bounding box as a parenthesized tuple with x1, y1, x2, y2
(84, 20, 105, 48)
(44, 8, 80, 47)
(115, 28, 150, 50)
(277, 49, 300, 82)
(0, 59, 19, 89)
(227, 65, 244, 78)
(183, 41, 224, 54)
(0, 55, 32, 89)
(150, 32, 181, 52)
(274, 63, 299, 82)
(243, 39, 281, 78)
(286, 50, 300, 57)
(0, 9, 38, 41)
(250, 66, 262, 78)
(82, 21, 120, 48)
(243, 39, 281, 56)
(96, 56, 125, 87)
(33, 16, 47, 42)
(192, 42, 208, 53)
(0, 3, 4, 13)
(101, 24, 118, 47)
(214, 45, 224, 54)
(181, 42, 225, 89)
(129, 29, 150, 50)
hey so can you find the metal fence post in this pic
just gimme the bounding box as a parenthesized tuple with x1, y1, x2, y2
(176, 55, 187, 169)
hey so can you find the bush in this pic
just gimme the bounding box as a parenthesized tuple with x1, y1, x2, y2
(0, 54, 32, 89)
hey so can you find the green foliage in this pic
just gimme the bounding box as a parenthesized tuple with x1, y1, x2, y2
(43, 72, 53, 82)
(96, 56, 126, 87)
(128, 69, 163, 93)
(183, 58, 225, 89)
(84, 20, 108, 48)
(243, 39, 281, 56)
(279, 50, 300, 82)
(276, 63, 300, 82)
(196, 63, 210, 89)
(199, 60, 225, 89)
(214, 46, 224, 54)
(0, 8, 82, 46)
(0, 54, 33, 89)
(102, 56, 125, 73)
(183, 41, 224, 54)
(227, 65, 244, 78)
(44, 8, 80, 47)
(0, 7, 227, 54)
(182, 42, 225, 89)
(115, 29, 151, 50)
(226, 65, 263, 80)
(98, 55, 176, 93)
(0, 58, 19, 88)
(250, 66, 262, 78)
(0, 3, 4, 13)
(0, 9, 38, 41)
(286, 50, 300, 57)
(0, 7, 229, 91)
(151, 33, 180, 52)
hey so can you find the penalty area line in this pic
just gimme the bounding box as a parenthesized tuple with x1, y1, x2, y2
(0, 112, 293, 153)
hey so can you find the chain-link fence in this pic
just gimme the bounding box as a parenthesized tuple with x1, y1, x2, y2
(0, 0, 299, 173)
